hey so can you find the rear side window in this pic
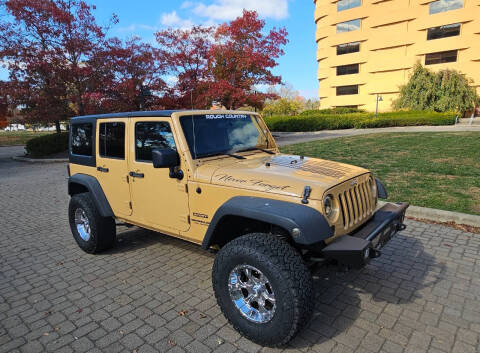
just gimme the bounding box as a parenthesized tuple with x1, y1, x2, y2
(135, 122, 176, 162)
(99, 122, 125, 159)
(71, 123, 93, 156)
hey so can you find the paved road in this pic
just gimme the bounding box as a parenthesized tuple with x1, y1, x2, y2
(1, 161, 480, 353)
(0, 146, 25, 159)
(274, 125, 480, 146)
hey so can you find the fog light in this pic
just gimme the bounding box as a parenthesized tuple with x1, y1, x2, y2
(364, 248, 370, 259)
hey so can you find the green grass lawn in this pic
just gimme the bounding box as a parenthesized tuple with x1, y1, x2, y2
(280, 132, 480, 216)
(0, 131, 53, 146)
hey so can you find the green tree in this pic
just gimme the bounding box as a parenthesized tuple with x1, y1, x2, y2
(394, 63, 479, 113)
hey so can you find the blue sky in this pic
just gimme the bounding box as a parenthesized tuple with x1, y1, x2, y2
(1, 0, 319, 98)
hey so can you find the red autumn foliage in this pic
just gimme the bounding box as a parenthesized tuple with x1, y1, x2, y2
(0, 0, 116, 131)
(156, 10, 288, 110)
(0, 2, 288, 128)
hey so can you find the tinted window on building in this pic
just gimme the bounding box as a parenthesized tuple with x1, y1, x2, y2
(337, 42, 360, 55)
(427, 23, 460, 40)
(337, 64, 359, 76)
(99, 122, 125, 159)
(71, 123, 93, 156)
(429, 0, 463, 14)
(135, 122, 176, 162)
(425, 50, 458, 65)
(336, 85, 359, 96)
(337, 0, 361, 12)
(337, 19, 361, 33)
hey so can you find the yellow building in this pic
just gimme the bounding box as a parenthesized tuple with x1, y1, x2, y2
(314, 0, 480, 112)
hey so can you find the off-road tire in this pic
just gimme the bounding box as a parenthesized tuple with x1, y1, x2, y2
(212, 233, 314, 347)
(68, 193, 116, 254)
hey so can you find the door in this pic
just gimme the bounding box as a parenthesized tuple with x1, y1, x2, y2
(128, 118, 190, 232)
(96, 119, 132, 217)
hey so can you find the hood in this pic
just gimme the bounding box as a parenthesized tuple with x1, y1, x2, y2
(195, 153, 369, 200)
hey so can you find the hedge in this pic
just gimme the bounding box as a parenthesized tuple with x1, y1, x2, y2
(25, 132, 69, 157)
(265, 111, 457, 132)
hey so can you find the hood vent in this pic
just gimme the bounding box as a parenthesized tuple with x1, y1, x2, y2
(270, 156, 353, 179)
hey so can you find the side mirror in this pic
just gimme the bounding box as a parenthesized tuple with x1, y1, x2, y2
(152, 148, 183, 180)
(152, 148, 179, 168)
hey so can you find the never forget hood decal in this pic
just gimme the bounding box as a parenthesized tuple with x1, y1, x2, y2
(214, 174, 292, 193)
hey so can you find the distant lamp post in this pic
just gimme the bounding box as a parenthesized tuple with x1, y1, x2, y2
(136, 83, 151, 111)
(375, 94, 383, 118)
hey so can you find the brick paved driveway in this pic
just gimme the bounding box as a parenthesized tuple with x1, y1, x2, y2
(1, 156, 480, 353)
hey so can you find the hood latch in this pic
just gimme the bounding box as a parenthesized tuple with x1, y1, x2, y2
(301, 186, 312, 204)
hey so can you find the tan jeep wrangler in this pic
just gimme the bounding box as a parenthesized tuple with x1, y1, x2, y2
(67, 110, 408, 346)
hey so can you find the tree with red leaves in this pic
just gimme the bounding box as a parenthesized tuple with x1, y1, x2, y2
(95, 37, 167, 113)
(0, 0, 116, 132)
(155, 26, 214, 109)
(206, 10, 288, 110)
(157, 10, 288, 110)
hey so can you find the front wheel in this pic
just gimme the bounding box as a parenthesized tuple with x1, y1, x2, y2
(212, 233, 314, 347)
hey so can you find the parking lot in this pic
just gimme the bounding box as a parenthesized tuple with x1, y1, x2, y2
(1, 156, 480, 353)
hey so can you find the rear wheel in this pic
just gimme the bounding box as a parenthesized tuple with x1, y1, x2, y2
(212, 233, 314, 347)
(68, 193, 116, 254)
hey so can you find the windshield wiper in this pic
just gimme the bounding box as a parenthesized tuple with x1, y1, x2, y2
(199, 152, 246, 160)
(236, 147, 275, 155)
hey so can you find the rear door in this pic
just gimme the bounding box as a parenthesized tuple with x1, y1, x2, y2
(96, 119, 132, 217)
(127, 117, 190, 233)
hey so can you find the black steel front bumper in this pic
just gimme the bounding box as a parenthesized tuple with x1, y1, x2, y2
(321, 202, 409, 269)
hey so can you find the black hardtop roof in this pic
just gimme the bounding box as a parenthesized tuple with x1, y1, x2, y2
(70, 110, 183, 121)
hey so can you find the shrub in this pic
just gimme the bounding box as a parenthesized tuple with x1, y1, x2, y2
(264, 111, 457, 132)
(25, 132, 69, 157)
(300, 107, 365, 115)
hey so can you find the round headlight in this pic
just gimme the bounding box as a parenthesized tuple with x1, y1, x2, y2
(323, 195, 334, 218)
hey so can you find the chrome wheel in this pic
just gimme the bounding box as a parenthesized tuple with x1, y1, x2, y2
(75, 208, 91, 241)
(228, 264, 276, 323)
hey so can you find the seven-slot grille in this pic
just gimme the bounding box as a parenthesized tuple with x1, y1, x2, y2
(338, 178, 375, 229)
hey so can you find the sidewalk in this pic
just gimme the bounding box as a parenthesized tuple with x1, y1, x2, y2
(274, 124, 480, 146)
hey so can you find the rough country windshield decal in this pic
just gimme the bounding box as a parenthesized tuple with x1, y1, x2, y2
(205, 114, 249, 120)
(180, 114, 269, 159)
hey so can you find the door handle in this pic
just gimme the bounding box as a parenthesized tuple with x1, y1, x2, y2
(97, 166, 109, 173)
(129, 172, 145, 178)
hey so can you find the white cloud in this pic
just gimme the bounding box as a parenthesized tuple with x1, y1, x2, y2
(160, 11, 194, 29)
(190, 0, 289, 21)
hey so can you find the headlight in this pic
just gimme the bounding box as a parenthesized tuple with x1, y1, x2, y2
(323, 195, 334, 218)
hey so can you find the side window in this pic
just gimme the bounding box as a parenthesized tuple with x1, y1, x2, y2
(135, 122, 176, 162)
(71, 123, 93, 156)
(99, 122, 125, 159)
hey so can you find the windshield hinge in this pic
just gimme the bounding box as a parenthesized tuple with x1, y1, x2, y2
(302, 186, 312, 205)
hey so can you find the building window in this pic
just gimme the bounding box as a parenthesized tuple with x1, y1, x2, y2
(429, 0, 463, 14)
(427, 23, 460, 40)
(99, 122, 125, 159)
(425, 50, 458, 65)
(135, 122, 177, 162)
(337, 64, 359, 76)
(336, 85, 359, 95)
(337, 42, 360, 55)
(71, 123, 93, 156)
(337, 19, 361, 34)
(337, 0, 361, 12)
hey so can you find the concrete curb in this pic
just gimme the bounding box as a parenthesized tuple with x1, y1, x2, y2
(12, 156, 68, 163)
(379, 201, 480, 228)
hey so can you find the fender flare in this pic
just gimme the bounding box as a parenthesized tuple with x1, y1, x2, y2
(68, 174, 114, 218)
(201, 196, 333, 249)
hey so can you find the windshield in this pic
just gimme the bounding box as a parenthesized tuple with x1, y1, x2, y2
(180, 114, 270, 159)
